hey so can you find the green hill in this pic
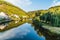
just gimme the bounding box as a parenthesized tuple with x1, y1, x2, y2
(0, 1, 28, 20)
(28, 6, 60, 17)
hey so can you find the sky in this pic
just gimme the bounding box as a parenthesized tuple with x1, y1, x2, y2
(5, 0, 60, 12)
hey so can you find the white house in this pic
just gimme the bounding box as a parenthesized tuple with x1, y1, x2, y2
(0, 12, 9, 19)
(14, 14, 19, 18)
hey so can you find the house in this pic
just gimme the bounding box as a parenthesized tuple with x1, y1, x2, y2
(0, 12, 9, 19)
(0, 12, 11, 24)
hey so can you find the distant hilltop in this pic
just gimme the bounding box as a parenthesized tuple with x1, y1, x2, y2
(28, 6, 60, 18)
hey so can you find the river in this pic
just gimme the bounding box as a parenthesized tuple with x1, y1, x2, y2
(0, 23, 45, 40)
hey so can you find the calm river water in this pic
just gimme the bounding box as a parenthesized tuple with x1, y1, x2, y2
(0, 23, 45, 40)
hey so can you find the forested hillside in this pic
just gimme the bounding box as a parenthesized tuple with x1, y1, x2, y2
(0, 1, 28, 21)
(28, 6, 60, 27)
(30, 6, 60, 40)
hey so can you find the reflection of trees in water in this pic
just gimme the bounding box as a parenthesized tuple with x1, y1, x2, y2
(0, 20, 26, 32)
(0, 17, 30, 32)
(0, 20, 12, 30)
(32, 22, 60, 40)
(32, 12, 60, 40)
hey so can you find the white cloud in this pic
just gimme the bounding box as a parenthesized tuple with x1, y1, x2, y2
(0, 28, 30, 40)
(0, 23, 31, 40)
(50, 0, 60, 7)
(52, 2, 60, 6)
(5, 0, 32, 7)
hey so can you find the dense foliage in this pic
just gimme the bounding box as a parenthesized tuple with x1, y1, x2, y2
(29, 6, 60, 27)
(31, 6, 60, 40)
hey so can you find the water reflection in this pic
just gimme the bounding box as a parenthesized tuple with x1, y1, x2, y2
(0, 20, 25, 32)
(0, 23, 45, 40)
(0, 22, 10, 30)
(0, 24, 6, 30)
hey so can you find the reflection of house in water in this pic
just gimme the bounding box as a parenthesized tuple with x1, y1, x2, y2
(0, 23, 9, 30)
(0, 25, 6, 30)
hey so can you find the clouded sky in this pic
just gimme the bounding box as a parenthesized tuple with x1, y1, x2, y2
(5, 0, 60, 12)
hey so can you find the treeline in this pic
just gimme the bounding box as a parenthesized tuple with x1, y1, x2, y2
(30, 6, 60, 27)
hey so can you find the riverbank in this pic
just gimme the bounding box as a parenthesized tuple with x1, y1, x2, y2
(32, 22, 60, 40)
(0, 20, 26, 32)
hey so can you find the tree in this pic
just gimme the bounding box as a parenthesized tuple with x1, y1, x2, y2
(35, 12, 40, 16)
